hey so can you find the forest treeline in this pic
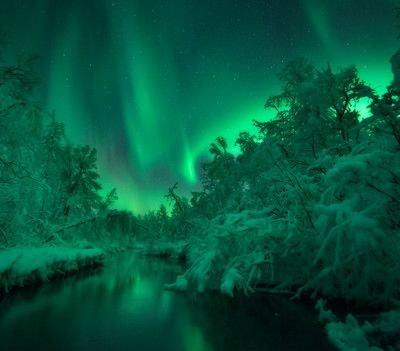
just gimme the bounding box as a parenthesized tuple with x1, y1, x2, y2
(0, 42, 136, 249)
(151, 54, 400, 308)
(155, 53, 400, 349)
(1, 33, 400, 349)
(1, 37, 400, 309)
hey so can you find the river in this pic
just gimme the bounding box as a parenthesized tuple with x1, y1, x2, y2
(0, 253, 335, 351)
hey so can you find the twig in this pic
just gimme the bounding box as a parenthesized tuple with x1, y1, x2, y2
(366, 182, 400, 204)
(0, 226, 8, 246)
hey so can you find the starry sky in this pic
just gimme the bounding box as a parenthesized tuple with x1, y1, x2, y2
(0, 0, 399, 213)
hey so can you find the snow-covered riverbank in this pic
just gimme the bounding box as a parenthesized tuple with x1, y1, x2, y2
(0, 247, 104, 296)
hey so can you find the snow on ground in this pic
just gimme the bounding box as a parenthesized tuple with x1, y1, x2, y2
(0, 247, 104, 295)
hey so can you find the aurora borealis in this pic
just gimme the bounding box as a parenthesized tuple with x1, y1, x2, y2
(1, 0, 398, 213)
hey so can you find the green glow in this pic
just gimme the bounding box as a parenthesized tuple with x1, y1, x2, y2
(100, 173, 167, 213)
(190, 100, 274, 161)
(1, 0, 397, 213)
(46, 12, 88, 144)
(183, 324, 213, 351)
(304, 0, 340, 51)
(358, 62, 394, 95)
(181, 131, 198, 184)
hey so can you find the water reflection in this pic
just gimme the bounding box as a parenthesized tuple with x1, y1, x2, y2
(0, 254, 334, 351)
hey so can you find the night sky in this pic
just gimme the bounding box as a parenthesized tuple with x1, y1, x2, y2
(1, 0, 398, 213)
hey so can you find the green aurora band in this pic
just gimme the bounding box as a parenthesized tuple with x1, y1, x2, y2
(0, 0, 398, 213)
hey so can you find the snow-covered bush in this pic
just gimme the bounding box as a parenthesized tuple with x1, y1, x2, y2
(316, 299, 400, 350)
(167, 209, 276, 295)
(165, 55, 400, 309)
(0, 44, 131, 249)
(301, 148, 400, 303)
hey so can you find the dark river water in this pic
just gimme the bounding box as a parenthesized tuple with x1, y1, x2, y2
(0, 254, 335, 351)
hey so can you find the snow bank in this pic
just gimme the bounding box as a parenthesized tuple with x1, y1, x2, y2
(0, 246, 104, 295)
(316, 300, 400, 350)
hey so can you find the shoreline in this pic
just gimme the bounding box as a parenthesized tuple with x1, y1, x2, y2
(0, 246, 105, 299)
